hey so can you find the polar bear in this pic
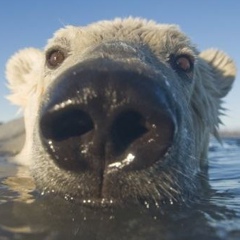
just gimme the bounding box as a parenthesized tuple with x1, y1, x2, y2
(5, 18, 236, 208)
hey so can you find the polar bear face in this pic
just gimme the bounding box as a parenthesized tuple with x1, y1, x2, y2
(6, 18, 236, 208)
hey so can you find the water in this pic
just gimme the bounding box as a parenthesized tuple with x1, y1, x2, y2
(0, 138, 239, 240)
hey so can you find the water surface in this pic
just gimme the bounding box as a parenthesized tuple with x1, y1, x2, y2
(0, 138, 239, 240)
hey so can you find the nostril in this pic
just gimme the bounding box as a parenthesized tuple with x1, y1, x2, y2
(111, 110, 148, 154)
(40, 107, 94, 141)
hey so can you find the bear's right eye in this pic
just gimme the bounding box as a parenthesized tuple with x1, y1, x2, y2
(46, 49, 65, 69)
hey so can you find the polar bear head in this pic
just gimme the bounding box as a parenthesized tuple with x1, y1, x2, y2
(6, 18, 236, 208)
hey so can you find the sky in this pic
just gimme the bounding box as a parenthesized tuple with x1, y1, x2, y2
(0, 0, 239, 130)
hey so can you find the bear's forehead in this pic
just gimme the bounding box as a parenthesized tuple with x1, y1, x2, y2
(45, 18, 197, 57)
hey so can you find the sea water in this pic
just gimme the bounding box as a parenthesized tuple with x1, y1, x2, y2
(0, 138, 239, 240)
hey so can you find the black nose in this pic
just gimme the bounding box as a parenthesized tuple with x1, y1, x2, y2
(39, 59, 175, 173)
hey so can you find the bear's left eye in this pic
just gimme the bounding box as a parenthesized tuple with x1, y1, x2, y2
(171, 54, 194, 78)
(46, 49, 66, 69)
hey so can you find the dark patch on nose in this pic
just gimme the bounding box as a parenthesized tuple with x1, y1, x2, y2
(41, 108, 94, 141)
(39, 58, 175, 175)
(111, 110, 148, 155)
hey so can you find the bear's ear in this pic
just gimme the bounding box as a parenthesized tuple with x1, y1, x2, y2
(199, 49, 236, 98)
(6, 48, 43, 108)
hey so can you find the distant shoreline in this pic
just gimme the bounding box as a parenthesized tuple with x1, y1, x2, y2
(219, 130, 240, 139)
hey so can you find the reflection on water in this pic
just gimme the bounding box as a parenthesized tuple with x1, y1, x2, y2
(0, 138, 240, 240)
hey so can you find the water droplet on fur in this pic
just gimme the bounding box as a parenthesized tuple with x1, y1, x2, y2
(64, 194, 73, 201)
(108, 162, 122, 169)
(165, 80, 170, 87)
(81, 144, 89, 154)
(107, 153, 135, 173)
(81, 149, 87, 154)
(144, 201, 150, 209)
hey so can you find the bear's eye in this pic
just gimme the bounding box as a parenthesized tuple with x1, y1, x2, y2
(46, 49, 65, 69)
(171, 55, 194, 78)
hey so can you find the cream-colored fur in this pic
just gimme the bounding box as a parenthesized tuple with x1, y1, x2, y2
(6, 18, 236, 165)
(5, 18, 237, 204)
